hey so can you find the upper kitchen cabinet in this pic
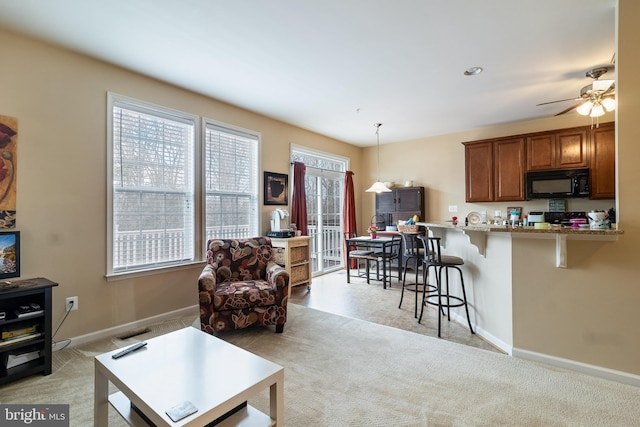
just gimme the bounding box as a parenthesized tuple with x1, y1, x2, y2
(494, 138, 526, 201)
(463, 138, 525, 202)
(464, 141, 493, 202)
(590, 122, 615, 199)
(526, 127, 588, 171)
(464, 123, 615, 202)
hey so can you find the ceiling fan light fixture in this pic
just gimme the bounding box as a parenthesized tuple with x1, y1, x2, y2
(602, 97, 616, 112)
(576, 101, 593, 116)
(590, 104, 605, 118)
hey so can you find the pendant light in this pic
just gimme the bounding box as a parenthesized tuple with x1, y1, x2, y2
(366, 123, 392, 193)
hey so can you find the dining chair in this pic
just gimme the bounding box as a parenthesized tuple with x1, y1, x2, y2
(369, 234, 401, 289)
(344, 231, 374, 282)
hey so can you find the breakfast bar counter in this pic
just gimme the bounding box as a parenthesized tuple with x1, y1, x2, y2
(406, 220, 625, 356)
(416, 221, 623, 235)
(417, 222, 622, 269)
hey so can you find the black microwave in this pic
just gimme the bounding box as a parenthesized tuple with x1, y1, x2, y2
(525, 168, 590, 200)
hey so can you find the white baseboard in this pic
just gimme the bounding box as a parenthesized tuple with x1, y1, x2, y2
(60, 305, 199, 349)
(513, 347, 640, 387)
(446, 311, 513, 355)
(473, 324, 513, 355)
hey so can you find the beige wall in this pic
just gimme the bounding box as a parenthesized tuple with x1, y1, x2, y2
(0, 29, 362, 339)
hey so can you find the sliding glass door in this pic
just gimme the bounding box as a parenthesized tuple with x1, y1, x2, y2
(291, 147, 348, 276)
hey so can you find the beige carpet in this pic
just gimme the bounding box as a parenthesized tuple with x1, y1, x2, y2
(1, 304, 639, 426)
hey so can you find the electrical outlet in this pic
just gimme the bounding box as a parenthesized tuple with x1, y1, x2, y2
(448, 205, 458, 213)
(66, 296, 78, 311)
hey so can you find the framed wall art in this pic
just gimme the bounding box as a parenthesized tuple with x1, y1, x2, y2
(0, 115, 17, 229)
(264, 172, 288, 206)
(0, 230, 20, 279)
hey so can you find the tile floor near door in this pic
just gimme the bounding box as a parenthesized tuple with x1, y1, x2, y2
(289, 268, 502, 354)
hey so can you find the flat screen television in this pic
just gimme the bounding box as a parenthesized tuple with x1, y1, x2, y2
(0, 230, 20, 279)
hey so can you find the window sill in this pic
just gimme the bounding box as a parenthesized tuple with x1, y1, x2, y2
(106, 261, 206, 282)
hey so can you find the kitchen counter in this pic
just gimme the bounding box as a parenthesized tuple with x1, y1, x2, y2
(416, 222, 623, 268)
(418, 221, 623, 235)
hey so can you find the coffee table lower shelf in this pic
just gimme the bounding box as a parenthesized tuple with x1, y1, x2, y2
(109, 391, 275, 427)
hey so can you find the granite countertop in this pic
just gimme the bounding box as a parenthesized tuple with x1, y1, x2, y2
(416, 222, 623, 236)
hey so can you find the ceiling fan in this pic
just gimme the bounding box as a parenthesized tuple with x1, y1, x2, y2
(537, 66, 616, 118)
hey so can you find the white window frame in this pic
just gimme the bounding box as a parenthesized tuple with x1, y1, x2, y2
(290, 145, 349, 275)
(202, 118, 260, 241)
(107, 92, 199, 279)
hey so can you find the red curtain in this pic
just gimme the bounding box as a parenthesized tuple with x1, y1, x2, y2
(342, 171, 357, 268)
(291, 162, 308, 236)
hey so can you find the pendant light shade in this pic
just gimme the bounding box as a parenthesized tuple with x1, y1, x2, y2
(366, 181, 391, 193)
(366, 123, 392, 193)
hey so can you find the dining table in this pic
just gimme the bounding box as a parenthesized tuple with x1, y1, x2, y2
(345, 234, 402, 289)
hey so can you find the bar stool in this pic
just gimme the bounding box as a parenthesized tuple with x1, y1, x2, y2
(417, 235, 474, 338)
(398, 231, 433, 317)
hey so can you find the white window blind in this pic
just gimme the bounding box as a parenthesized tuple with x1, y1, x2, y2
(204, 122, 259, 240)
(110, 96, 195, 273)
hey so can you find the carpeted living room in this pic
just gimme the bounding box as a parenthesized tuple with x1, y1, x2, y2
(1, 271, 639, 426)
(2, 1, 640, 426)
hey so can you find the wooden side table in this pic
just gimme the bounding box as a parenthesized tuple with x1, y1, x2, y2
(270, 236, 312, 295)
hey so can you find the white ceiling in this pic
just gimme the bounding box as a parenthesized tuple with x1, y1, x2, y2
(0, 0, 616, 146)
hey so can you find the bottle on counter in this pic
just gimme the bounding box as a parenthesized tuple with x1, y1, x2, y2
(523, 215, 528, 227)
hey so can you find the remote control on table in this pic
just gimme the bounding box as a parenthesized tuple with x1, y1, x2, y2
(111, 342, 147, 359)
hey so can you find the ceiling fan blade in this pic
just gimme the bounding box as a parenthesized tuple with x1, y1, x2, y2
(536, 97, 580, 107)
(604, 83, 615, 95)
(593, 79, 614, 91)
(555, 102, 583, 116)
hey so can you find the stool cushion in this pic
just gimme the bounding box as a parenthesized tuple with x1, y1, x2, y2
(438, 255, 464, 266)
(350, 250, 374, 256)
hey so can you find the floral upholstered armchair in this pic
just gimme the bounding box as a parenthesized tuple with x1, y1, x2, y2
(198, 237, 290, 333)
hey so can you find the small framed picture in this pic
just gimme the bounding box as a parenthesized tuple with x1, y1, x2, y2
(264, 172, 288, 206)
(0, 230, 20, 280)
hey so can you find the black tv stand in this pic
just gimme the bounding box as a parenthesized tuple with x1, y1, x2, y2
(0, 277, 58, 385)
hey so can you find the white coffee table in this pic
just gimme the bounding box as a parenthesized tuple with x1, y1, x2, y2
(94, 327, 284, 426)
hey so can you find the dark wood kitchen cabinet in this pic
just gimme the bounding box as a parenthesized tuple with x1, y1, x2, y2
(375, 187, 425, 226)
(463, 137, 525, 202)
(464, 122, 615, 201)
(464, 141, 493, 202)
(494, 137, 526, 201)
(526, 127, 588, 171)
(590, 122, 615, 199)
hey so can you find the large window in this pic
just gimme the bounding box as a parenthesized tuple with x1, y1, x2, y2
(108, 94, 196, 274)
(204, 121, 259, 240)
(107, 94, 259, 276)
